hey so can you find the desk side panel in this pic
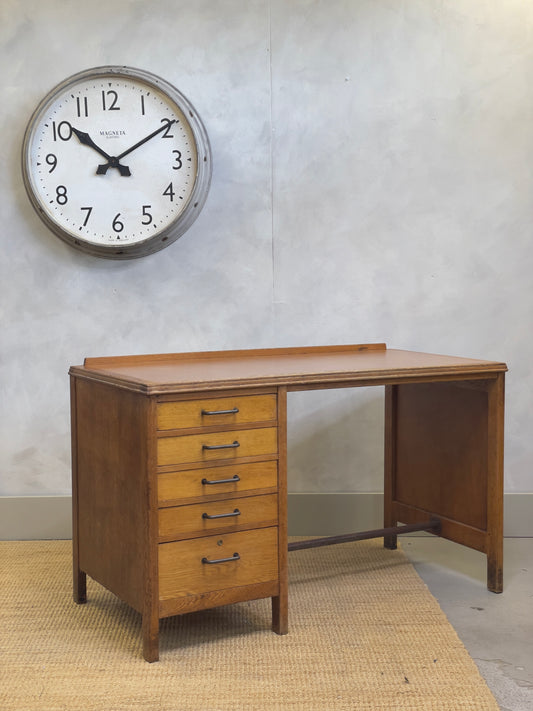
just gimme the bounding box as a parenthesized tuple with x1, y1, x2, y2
(72, 377, 152, 612)
(391, 381, 490, 540)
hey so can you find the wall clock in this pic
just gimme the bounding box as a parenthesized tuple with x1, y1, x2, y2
(22, 66, 212, 259)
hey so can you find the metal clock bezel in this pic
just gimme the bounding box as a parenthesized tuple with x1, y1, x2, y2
(21, 65, 212, 259)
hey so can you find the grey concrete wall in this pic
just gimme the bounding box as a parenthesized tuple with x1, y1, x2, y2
(1, 1, 532, 503)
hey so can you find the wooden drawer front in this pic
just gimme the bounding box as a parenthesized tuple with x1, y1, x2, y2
(157, 394, 277, 431)
(159, 493, 278, 541)
(159, 527, 278, 601)
(157, 427, 278, 467)
(158, 461, 278, 506)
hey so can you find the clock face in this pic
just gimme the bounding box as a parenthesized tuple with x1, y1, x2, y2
(22, 66, 211, 258)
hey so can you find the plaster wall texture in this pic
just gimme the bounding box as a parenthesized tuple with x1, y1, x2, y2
(1, 0, 531, 497)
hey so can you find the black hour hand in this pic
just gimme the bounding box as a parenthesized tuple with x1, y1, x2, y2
(96, 157, 131, 177)
(72, 127, 131, 177)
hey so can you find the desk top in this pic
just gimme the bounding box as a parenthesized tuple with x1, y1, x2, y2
(69, 343, 507, 395)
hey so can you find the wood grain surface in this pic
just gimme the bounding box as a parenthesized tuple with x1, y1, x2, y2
(70, 344, 507, 394)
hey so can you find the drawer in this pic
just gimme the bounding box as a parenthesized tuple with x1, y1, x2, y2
(157, 394, 277, 431)
(158, 493, 278, 542)
(157, 427, 278, 467)
(158, 461, 278, 506)
(158, 527, 279, 601)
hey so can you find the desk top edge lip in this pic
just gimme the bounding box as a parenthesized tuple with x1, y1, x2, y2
(68, 343, 508, 395)
(80, 342, 387, 367)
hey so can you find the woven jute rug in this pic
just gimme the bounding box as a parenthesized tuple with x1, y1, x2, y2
(0, 540, 498, 711)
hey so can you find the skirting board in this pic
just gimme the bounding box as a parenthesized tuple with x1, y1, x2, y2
(1, 493, 532, 540)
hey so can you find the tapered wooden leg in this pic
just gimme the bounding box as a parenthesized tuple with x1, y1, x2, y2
(486, 373, 505, 593)
(72, 509, 86, 604)
(383, 535, 397, 550)
(487, 546, 503, 593)
(274, 385, 289, 635)
(71, 377, 87, 603)
(142, 611, 159, 662)
(73, 567, 87, 604)
(272, 592, 288, 635)
(383, 385, 397, 550)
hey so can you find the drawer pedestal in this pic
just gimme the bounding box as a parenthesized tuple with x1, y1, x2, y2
(71, 382, 287, 662)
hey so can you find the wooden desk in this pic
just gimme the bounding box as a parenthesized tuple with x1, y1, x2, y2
(69, 343, 507, 662)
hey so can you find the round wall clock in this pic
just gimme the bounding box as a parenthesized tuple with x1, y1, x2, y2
(22, 66, 212, 258)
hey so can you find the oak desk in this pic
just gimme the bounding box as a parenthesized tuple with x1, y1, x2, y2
(69, 343, 507, 661)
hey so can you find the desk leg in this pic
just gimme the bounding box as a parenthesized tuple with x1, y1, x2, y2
(142, 545, 159, 663)
(272, 594, 288, 635)
(273, 385, 288, 635)
(73, 561, 87, 604)
(486, 372, 505, 593)
(487, 541, 503, 594)
(71, 377, 87, 604)
(383, 385, 397, 550)
(142, 608, 159, 663)
(143, 434, 160, 661)
(72, 501, 87, 603)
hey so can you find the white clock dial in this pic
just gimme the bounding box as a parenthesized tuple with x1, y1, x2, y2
(22, 67, 211, 258)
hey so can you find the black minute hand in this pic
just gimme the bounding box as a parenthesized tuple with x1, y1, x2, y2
(71, 127, 131, 177)
(96, 120, 176, 175)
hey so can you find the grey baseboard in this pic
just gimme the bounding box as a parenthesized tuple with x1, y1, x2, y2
(288, 493, 533, 538)
(0, 496, 73, 540)
(288, 493, 385, 536)
(0, 493, 532, 540)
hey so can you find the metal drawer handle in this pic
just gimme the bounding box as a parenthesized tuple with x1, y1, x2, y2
(201, 407, 239, 416)
(202, 552, 240, 565)
(202, 474, 241, 485)
(202, 508, 241, 520)
(202, 441, 240, 451)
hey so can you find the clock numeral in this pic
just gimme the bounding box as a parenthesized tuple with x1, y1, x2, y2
(52, 121, 72, 142)
(160, 118, 174, 139)
(55, 185, 68, 205)
(80, 206, 92, 227)
(140, 95, 146, 116)
(76, 96, 89, 118)
(112, 213, 124, 232)
(163, 182, 175, 202)
(142, 205, 153, 225)
(172, 150, 182, 170)
(102, 90, 120, 111)
(45, 153, 57, 173)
